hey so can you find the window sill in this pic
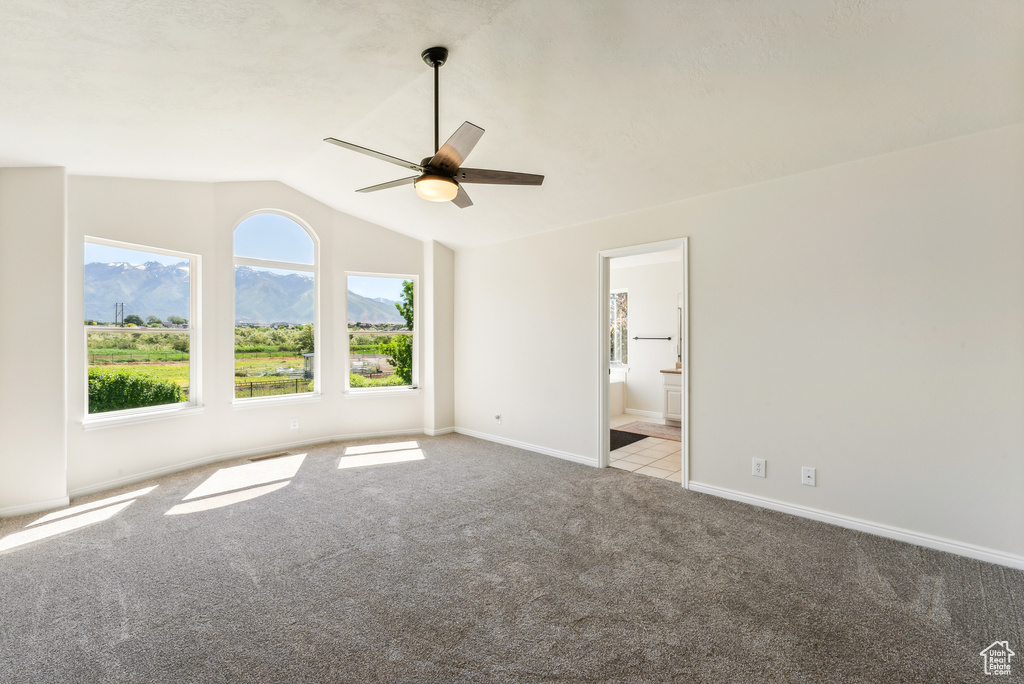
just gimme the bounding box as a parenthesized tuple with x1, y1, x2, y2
(82, 404, 205, 431)
(232, 393, 322, 410)
(344, 387, 420, 398)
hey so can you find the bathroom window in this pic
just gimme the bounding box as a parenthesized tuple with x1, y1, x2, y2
(610, 290, 628, 366)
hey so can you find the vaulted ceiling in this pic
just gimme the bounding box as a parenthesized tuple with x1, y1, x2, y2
(2, 1, 1021, 248)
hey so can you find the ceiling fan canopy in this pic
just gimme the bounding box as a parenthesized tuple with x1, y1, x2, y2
(324, 46, 544, 208)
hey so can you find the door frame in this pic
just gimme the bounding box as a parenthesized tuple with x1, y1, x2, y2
(597, 237, 689, 487)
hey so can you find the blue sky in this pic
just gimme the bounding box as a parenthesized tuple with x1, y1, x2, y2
(84, 243, 185, 267)
(348, 276, 406, 301)
(234, 213, 315, 264)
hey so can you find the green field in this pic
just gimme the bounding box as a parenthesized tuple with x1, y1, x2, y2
(348, 373, 406, 388)
(86, 359, 306, 386)
(89, 349, 190, 365)
(86, 359, 403, 391)
(122, 363, 191, 387)
(87, 325, 406, 394)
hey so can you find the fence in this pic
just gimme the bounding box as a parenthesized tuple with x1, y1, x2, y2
(235, 378, 313, 398)
(351, 367, 394, 379)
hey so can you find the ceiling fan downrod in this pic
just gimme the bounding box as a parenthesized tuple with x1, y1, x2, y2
(421, 47, 448, 153)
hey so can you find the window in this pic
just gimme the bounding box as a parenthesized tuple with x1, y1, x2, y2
(347, 275, 415, 389)
(85, 239, 198, 416)
(610, 290, 628, 365)
(233, 213, 318, 400)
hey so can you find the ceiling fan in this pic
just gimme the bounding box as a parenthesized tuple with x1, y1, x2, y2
(324, 46, 544, 208)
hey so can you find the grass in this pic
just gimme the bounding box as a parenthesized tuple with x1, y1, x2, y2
(89, 348, 189, 363)
(235, 349, 303, 358)
(86, 362, 191, 389)
(87, 349, 407, 392)
(349, 344, 386, 354)
(235, 356, 306, 377)
(348, 373, 407, 388)
(87, 333, 323, 402)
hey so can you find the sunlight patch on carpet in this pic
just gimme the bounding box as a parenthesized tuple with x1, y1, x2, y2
(344, 441, 420, 456)
(339, 442, 424, 469)
(165, 481, 290, 516)
(182, 454, 306, 501)
(29, 486, 158, 527)
(0, 500, 136, 553)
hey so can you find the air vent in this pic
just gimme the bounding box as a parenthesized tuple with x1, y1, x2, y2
(249, 451, 290, 462)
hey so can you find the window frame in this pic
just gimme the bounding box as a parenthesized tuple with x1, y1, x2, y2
(345, 272, 418, 394)
(231, 210, 320, 405)
(83, 236, 201, 422)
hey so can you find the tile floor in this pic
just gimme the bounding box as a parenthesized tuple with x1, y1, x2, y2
(609, 414, 682, 483)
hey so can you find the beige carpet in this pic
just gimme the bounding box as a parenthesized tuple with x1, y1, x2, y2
(616, 420, 682, 441)
(0, 433, 1020, 682)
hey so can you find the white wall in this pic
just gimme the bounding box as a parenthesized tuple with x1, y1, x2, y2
(455, 124, 1024, 562)
(423, 241, 456, 434)
(0, 168, 68, 514)
(57, 176, 439, 497)
(610, 258, 683, 416)
(0, 172, 455, 513)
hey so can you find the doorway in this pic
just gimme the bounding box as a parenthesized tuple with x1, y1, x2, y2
(597, 238, 688, 486)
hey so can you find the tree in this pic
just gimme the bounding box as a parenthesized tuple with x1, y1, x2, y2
(381, 280, 413, 384)
(297, 324, 314, 353)
(395, 280, 414, 328)
(124, 314, 144, 326)
(146, 315, 163, 327)
(167, 316, 187, 325)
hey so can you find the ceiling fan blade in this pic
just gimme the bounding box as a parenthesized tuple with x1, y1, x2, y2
(456, 168, 544, 186)
(429, 122, 485, 174)
(355, 176, 418, 193)
(451, 184, 473, 208)
(324, 138, 425, 173)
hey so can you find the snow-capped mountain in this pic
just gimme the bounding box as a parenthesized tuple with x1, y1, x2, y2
(84, 261, 402, 326)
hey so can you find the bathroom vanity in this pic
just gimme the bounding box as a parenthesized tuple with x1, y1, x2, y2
(661, 369, 682, 427)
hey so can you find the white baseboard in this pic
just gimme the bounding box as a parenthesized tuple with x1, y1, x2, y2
(0, 496, 71, 519)
(424, 427, 455, 436)
(454, 427, 598, 467)
(624, 408, 663, 420)
(67, 428, 429, 499)
(688, 481, 1024, 571)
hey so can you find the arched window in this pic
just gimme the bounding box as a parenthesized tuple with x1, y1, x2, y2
(233, 212, 318, 400)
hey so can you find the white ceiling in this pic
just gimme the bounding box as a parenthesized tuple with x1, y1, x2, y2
(2, 1, 1021, 249)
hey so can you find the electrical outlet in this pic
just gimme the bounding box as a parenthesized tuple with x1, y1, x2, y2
(494, 414, 502, 425)
(802, 467, 815, 486)
(290, 418, 299, 430)
(752, 458, 766, 478)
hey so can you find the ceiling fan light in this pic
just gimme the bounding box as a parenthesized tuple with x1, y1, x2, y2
(414, 174, 459, 202)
